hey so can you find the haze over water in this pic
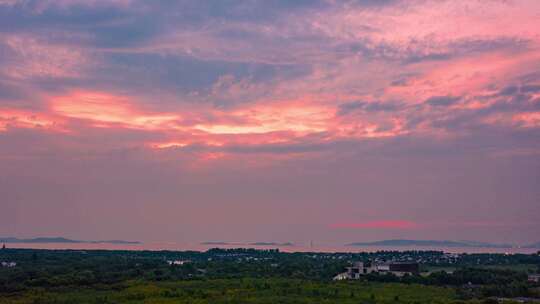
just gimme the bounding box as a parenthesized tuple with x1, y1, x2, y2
(5, 242, 538, 255)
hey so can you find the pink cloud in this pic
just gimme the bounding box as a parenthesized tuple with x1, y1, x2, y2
(1, 0, 539, 164)
(513, 112, 540, 128)
(1, 34, 90, 79)
(0, 108, 63, 132)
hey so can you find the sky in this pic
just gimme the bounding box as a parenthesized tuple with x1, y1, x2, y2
(0, 0, 539, 246)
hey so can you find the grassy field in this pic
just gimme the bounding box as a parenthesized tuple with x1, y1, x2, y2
(0, 279, 472, 304)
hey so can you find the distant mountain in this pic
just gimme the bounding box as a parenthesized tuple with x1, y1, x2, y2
(525, 242, 540, 248)
(0, 237, 81, 243)
(346, 239, 513, 248)
(0, 237, 140, 244)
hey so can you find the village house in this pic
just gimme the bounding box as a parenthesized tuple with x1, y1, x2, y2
(528, 274, 540, 283)
(167, 260, 190, 266)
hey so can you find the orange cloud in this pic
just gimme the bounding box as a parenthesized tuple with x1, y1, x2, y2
(8, 84, 534, 164)
(50, 91, 183, 131)
(195, 102, 332, 135)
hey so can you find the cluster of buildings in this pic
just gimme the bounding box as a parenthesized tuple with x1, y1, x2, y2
(1, 261, 16, 268)
(334, 261, 420, 280)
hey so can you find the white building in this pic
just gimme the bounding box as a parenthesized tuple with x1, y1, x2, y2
(167, 260, 190, 266)
(333, 261, 419, 280)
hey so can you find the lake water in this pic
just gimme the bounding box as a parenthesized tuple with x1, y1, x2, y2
(4, 242, 539, 254)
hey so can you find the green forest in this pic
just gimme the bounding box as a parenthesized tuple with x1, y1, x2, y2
(1, 248, 539, 303)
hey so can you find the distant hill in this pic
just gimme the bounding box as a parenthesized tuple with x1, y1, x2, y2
(346, 239, 513, 248)
(0, 237, 140, 244)
(525, 242, 540, 248)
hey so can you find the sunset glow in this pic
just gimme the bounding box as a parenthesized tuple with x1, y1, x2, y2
(1, 0, 539, 245)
